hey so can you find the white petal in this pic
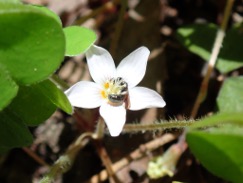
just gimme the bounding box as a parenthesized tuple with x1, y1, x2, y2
(116, 47, 150, 88)
(129, 87, 166, 110)
(65, 81, 103, 108)
(100, 103, 126, 137)
(86, 45, 116, 84)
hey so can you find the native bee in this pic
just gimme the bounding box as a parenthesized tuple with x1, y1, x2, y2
(107, 77, 130, 108)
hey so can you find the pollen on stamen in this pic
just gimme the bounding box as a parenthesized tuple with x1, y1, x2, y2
(101, 90, 107, 99)
(104, 82, 109, 89)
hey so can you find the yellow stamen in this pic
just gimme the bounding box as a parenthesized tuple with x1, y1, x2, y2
(101, 90, 107, 99)
(104, 82, 109, 89)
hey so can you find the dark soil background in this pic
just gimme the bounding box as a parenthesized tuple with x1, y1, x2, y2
(1, 0, 243, 182)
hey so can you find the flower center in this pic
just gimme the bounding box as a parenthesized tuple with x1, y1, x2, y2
(101, 77, 128, 106)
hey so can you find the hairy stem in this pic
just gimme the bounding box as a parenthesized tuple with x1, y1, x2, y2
(122, 120, 195, 133)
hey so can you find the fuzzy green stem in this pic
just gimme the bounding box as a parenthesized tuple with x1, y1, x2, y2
(123, 120, 195, 133)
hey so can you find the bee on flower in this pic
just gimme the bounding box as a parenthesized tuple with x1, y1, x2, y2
(65, 45, 166, 136)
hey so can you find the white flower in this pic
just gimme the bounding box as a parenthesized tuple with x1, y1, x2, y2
(65, 45, 166, 136)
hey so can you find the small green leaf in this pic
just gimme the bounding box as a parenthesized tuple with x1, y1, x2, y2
(0, 108, 33, 153)
(8, 81, 57, 126)
(64, 26, 97, 56)
(36, 79, 73, 114)
(187, 125, 243, 183)
(217, 76, 243, 113)
(0, 3, 65, 84)
(176, 23, 243, 73)
(0, 65, 18, 111)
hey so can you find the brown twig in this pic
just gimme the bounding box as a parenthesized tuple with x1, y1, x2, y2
(109, 0, 127, 57)
(22, 147, 49, 167)
(86, 133, 176, 182)
(74, 0, 120, 25)
(190, 0, 235, 119)
(93, 118, 121, 183)
(156, 1, 236, 178)
(94, 141, 122, 183)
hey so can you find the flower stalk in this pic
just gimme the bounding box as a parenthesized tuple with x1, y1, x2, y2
(123, 120, 195, 133)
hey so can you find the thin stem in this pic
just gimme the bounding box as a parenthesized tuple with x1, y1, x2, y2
(171, 0, 236, 175)
(123, 120, 195, 133)
(220, 0, 234, 31)
(92, 118, 121, 182)
(109, 0, 127, 57)
(74, 0, 120, 25)
(190, 0, 234, 119)
(173, 0, 235, 175)
(22, 147, 49, 167)
(94, 117, 105, 139)
(95, 141, 121, 183)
